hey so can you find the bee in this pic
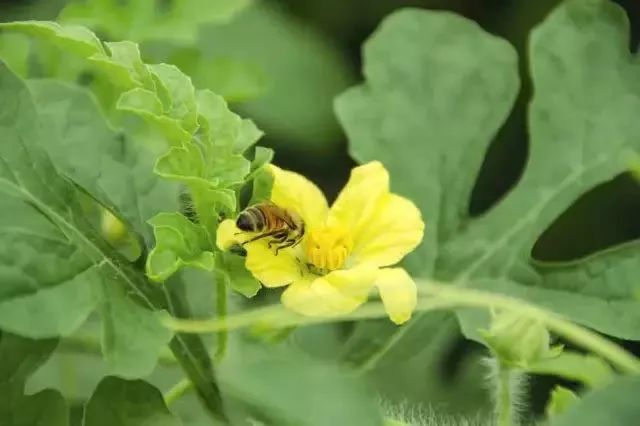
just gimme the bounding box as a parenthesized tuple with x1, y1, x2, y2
(235, 202, 305, 254)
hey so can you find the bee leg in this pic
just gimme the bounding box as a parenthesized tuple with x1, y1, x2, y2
(274, 237, 299, 255)
(289, 238, 302, 249)
(267, 231, 288, 250)
(240, 230, 281, 246)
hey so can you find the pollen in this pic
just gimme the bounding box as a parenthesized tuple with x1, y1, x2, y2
(305, 225, 354, 272)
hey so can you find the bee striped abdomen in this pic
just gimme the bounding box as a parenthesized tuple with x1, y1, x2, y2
(236, 206, 266, 232)
(235, 202, 305, 254)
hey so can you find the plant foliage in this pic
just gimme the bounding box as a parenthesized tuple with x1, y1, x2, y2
(0, 0, 638, 424)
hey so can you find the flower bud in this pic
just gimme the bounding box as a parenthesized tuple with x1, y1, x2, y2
(480, 310, 561, 368)
(101, 209, 127, 243)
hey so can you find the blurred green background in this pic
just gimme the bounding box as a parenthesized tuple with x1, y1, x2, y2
(2, 0, 640, 424)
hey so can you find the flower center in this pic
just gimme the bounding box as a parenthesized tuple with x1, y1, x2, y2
(305, 225, 353, 272)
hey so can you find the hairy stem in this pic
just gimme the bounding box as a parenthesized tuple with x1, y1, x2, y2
(163, 279, 640, 375)
(417, 282, 640, 374)
(496, 363, 514, 426)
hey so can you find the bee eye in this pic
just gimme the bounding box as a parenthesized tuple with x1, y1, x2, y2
(236, 214, 253, 231)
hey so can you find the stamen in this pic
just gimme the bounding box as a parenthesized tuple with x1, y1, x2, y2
(305, 225, 353, 272)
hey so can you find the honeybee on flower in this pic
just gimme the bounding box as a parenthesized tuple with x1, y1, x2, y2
(235, 202, 305, 254)
(217, 161, 424, 324)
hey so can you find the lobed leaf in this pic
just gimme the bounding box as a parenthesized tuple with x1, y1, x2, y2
(0, 332, 69, 425)
(84, 376, 181, 426)
(334, 7, 518, 366)
(146, 213, 215, 282)
(27, 79, 179, 247)
(0, 20, 104, 57)
(335, 0, 640, 368)
(97, 281, 173, 378)
(0, 62, 225, 414)
(148, 63, 198, 133)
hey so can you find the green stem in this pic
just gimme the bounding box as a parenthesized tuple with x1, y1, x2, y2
(163, 279, 640, 375)
(164, 378, 193, 406)
(496, 363, 513, 426)
(214, 276, 228, 360)
(417, 283, 640, 374)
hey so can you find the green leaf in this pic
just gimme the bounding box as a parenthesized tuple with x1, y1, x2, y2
(84, 376, 181, 426)
(0, 33, 30, 77)
(550, 376, 640, 426)
(152, 88, 259, 255)
(148, 63, 198, 133)
(0, 333, 57, 383)
(546, 386, 579, 419)
(220, 339, 384, 426)
(0, 22, 201, 145)
(0, 387, 69, 426)
(526, 351, 614, 388)
(118, 87, 164, 115)
(97, 281, 173, 378)
(59, 0, 252, 45)
(334, 8, 518, 366)
(0, 21, 104, 57)
(27, 79, 179, 246)
(0, 332, 69, 426)
(146, 213, 215, 282)
(196, 89, 263, 153)
(0, 62, 225, 417)
(440, 0, 640, 280)
(216, 252, 260, 298)
(250, 146, 273, 174)
(248, 150, 274, 205)
(0, 64, 100, 338)
(336, 9, 519, 275)
(532, 242, 640, 340)
(335, 0, 640, 368)
(91, 41, 154, 89)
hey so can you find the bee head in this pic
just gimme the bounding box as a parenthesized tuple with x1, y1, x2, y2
(236, 211, 256, 231)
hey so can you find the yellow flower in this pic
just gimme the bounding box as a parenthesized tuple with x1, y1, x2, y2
(217, 161, 424, 324)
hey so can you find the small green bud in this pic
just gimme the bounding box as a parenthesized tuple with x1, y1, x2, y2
(100, 208, 141, 261)
(480, 310, 562, 368)
(545, 385, 579, 418)
(101, 209, 127, 243)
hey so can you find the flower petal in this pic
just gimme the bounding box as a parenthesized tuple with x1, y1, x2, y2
(216, 219, 241, 250)
(328, 161, 389, 236)
(375, 268, 417, 325)
(244, 242, 301, 288)
(350, 193, 424, 267)
(269, 164, 329, 229)
(281, 264, 377, 317)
